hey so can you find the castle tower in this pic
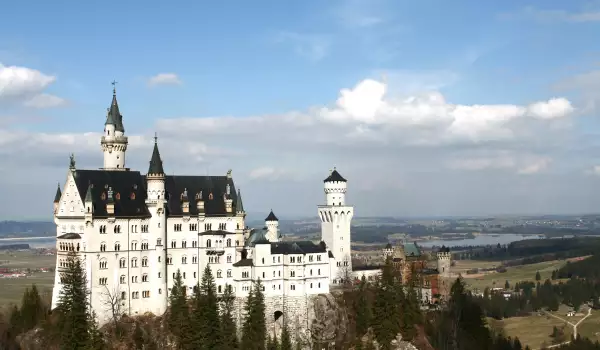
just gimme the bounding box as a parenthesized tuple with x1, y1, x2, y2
(101, 84, 128, 170)
(319, 168, 354, 283)
(145, 135, 168, 315)
(436, 246, 451, 278)
(265, 210, 279, 242)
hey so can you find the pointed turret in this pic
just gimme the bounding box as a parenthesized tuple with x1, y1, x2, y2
(324, 167, 347, 182)
(85, 183, 93, 203)
(106, 85, 125, 133)
(236, 189, 245, 214)
(265, 209, 278, 222)
(148, 135, 165, 175)
(54, 183, 62, 203)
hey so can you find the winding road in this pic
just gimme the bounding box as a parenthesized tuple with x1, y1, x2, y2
(535, 307, 593, 349)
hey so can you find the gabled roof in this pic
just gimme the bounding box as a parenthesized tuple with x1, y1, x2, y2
(54, 183, 62, 203)
(72, 169, 150, 218)
(324, 168, 347, 182)
(265, 210, 278, 222)
(270, 241, 327, 255)
(247, 228, 270, 246)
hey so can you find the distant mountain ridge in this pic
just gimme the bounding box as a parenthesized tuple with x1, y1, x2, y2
(0, 221, 56, 237)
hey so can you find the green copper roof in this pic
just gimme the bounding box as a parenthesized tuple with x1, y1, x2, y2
(148, 138, 165, 175)
(105, 90, 125, 132)
(404, 242, 421, 257)
(54, 183, 62, 203)
(236, 189, 244, 213)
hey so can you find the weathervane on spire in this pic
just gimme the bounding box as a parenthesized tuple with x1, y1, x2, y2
(111, 80, 118, 94)
(154, 132, 158, 144)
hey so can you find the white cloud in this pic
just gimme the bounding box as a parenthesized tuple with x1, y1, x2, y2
(147, 73, 182, 87)
(505, 6, 600, 23)
(275, 32, 331, 62)
(24, 93, 67, 109)
(0, 76, 589, 217)
(0, 63, 65, 109)
(249, 167, 288, 181)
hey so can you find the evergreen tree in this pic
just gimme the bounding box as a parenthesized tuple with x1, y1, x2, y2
(220, 284, 238, 349)
(190, 265, 221, 350)
(19, 285, 45, 332)
(168, 269, 191, 348)
(133, 322, 145, 350)
(504, 280, 510, 289)
(355, 275, 372, 339)
(280, 322, 292, 350)
(241, 279, 267, 350)
(87, 310, 106, 350)
(372, 257, 401, 349)
(57, 251, 92, 349)
(535, 271, 541, 281)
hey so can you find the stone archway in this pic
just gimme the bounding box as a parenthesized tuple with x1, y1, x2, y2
(274, 310, 283, 322)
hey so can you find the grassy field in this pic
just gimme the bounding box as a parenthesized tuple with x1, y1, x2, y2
(492, 315, 572, 349)
(461, 259, 569, 291)
(0, 251, 55, 308)
(576, 310, 600, 341)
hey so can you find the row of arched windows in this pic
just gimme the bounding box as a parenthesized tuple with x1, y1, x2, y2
(98, 225, 122, 234)
(59, 242, 80, 251)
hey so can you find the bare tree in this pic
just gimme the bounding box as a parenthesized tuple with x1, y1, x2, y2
(99, 285, 123, 325)
(337, 264, 354, 289)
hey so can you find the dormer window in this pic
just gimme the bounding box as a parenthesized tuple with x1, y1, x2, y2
(101, 192, 106, 200)
(226, 184, 231, 195)
(208, 193, 213, 200)
(115, 193, 121, 200)
(133, 184, 137, 190)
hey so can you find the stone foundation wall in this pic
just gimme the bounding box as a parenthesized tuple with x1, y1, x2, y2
(234, 295, 313, 342)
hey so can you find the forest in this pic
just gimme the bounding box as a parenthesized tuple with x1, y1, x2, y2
(2, 252, 600, 349)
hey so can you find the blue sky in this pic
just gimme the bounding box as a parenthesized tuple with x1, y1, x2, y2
(1, 0, 600, 219)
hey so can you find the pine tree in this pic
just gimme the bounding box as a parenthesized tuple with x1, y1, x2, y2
(372, 256, 401, 349)
(57, 251, 92, 349)
(536, 271, 542, 281)
(241, 279, 267, 350)
(355, 275, 372, 339)
(168, 269, 191, 348)
(220, 284, 238, 349)
(87, 310, 106, 350)
(281, 322, 292, 350)
(505, 280, 510, 289)
(190, 265, 221, 350)
(19, 285, 45, 332)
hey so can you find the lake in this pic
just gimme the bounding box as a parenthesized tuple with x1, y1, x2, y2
(417, 233, 544, 248)
(0, 237, 56, 249)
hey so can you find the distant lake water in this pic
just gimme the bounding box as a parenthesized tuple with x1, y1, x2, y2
(417, 233, 544, 248)
(0, 237, 56, 249)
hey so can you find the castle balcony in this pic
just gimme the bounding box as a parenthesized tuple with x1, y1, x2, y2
(206, 249, 225, 256)
(100, 135, 128, 143)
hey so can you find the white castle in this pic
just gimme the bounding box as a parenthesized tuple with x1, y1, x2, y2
(51, 88, 354, 329)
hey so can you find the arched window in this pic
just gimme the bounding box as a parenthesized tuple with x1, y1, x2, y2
(114, 242, 121, 251)
(226, 238, 231, 247)
(206, 239, 212, 248)
(119, 258, 126, 268)
(182, 255, 187, 264)
(217, 270, 222, 278)
(100, 242, 106, 252)
(99, 259, 107, 269)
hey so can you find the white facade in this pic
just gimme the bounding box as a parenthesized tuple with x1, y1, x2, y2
(51, 90, 355, 327)
(319, 169, 353, 283)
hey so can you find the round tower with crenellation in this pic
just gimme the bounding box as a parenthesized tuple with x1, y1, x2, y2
(436, 246, 451, 278)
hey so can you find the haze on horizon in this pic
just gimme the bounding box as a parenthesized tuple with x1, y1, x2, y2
(1, 0, 600, 219)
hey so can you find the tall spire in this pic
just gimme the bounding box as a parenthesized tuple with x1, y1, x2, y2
(148, 135, 165, 175)
(236, 189, 244, 213)
(54, 183, 62, 203)
(105, 81, 125, 133)
(85, 182, 93, 203)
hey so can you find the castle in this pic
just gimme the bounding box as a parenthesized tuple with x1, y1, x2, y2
(51, 88, 354, 331)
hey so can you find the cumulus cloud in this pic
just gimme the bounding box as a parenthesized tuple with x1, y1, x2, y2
(147, 73, 182, 87)
(0, 63, 64, 108)
(0, 76, 592, 218)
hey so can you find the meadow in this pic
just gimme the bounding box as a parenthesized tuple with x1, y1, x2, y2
(0, 251, 55, 308)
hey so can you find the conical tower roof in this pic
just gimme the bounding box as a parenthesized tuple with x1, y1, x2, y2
(105, 85, 125, 132)
(265, 209, 278, 222)
(148, 135, 165, 175)
(54, 183, 62, 203)
(236, 189, 244, 213)
(85, 183, 93, 203)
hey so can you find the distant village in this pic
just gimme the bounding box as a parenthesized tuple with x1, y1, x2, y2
(0, 247, 54, 279)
